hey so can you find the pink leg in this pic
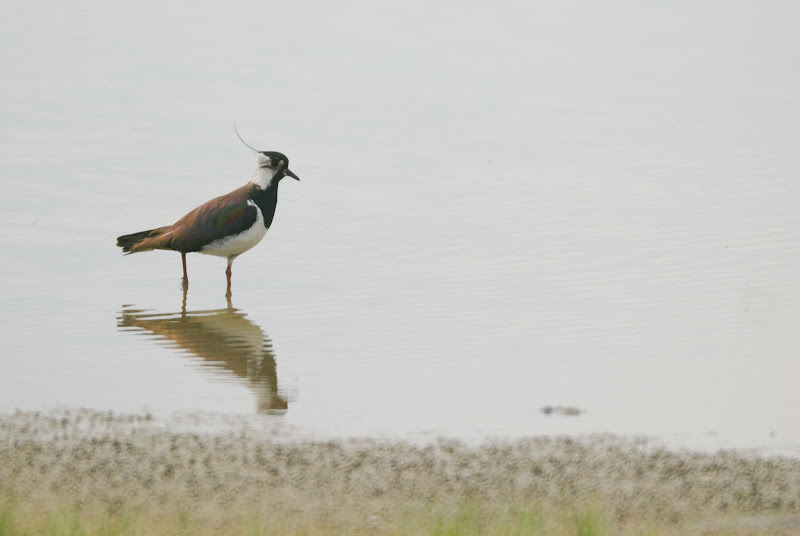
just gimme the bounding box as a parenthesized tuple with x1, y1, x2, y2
(225, 264, 232, 287)
(181, 252, 189, 286)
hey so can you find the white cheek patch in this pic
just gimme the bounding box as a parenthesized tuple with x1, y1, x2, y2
(251, 168, 278, 189)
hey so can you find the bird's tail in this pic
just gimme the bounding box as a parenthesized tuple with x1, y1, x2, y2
(116, 226, 173, 254)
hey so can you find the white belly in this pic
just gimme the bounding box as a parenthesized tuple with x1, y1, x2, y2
(199, 201, 268, 259)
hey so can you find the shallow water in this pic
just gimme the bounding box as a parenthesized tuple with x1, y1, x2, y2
(1, 2, 799, 454)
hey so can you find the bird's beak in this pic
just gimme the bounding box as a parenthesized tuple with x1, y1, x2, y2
(285, 168, 300, 181)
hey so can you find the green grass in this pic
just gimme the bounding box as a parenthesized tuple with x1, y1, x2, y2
(0, 507, 14, 536)
(1, 499, 795, 536)
(571, 505, 609, 536)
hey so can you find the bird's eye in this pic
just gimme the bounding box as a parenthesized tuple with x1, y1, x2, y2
(271, 158, 279, 166)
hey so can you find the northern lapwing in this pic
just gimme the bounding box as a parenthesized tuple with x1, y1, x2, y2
(116, 149, 299, 288)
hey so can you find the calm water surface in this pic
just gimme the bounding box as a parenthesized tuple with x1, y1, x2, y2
(1, 2, 799, 454)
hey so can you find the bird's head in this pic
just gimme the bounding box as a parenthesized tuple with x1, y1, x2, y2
(255, 151, 300, 182)
(234, 123, 300, 188)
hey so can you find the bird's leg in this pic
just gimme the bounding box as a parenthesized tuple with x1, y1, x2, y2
(225, 255, 237, 290)
(181, 284, 188, 314)
(225, 266, 233, 300)
(181, 252, 189, 287)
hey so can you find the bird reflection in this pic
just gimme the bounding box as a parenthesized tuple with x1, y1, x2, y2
(117, 289, 287, 414)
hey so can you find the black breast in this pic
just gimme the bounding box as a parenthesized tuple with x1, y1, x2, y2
(250, 185, 279, 229)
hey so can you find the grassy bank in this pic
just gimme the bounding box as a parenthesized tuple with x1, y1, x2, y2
(1, 409, 799, 535)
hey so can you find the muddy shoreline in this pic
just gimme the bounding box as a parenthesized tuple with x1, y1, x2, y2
(2, 409, 799, 534)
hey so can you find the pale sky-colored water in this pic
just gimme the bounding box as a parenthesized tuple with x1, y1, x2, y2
(1, 1, 799, 454)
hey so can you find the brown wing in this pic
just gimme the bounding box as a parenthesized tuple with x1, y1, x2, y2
(129, 184, 257, 253)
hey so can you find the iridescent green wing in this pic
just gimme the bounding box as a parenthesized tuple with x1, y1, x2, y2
(169, 198, 258, 252)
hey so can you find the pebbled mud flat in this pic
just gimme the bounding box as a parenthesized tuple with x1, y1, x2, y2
(1, 408, 799, 535)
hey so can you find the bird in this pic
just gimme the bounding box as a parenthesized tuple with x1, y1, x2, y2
(116, 145, 299, 289)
